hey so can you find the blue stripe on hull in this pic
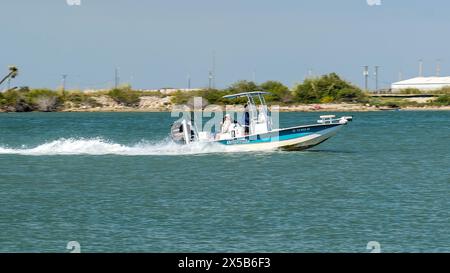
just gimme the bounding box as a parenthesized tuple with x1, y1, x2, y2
(218, 123, 341, 146)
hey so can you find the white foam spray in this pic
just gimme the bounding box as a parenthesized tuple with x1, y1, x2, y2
(0, 137, 232, 156)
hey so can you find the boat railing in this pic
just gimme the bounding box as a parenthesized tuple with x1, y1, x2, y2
(318, 115, 353, 124)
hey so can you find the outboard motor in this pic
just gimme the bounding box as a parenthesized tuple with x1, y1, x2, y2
(171, 121, 186, 144)
(170, 119, 195, 144)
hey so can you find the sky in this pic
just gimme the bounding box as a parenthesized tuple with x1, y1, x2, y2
(1, 0, 450, 90)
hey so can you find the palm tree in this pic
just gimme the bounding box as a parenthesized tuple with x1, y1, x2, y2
(0, 66, 19, 87)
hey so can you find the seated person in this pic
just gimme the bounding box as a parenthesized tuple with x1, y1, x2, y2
(258, 105, 267, 123)
(221, 114, 232, 133)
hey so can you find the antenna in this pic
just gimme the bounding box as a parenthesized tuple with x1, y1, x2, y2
(398, 71, 403, 81)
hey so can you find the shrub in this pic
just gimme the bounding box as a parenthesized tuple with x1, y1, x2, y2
(199, 89, 234, 104)
(293, 73, 365, 103)
(0, 89, 33, 112)
(260, 81, 293, 104)
(227, 80, 259, 93)
(108, 87, 140, 106)
(2, 90, 22, 106)
(398, 88, 422, 94)
(25, 89, 62, 111)
(336, 88, 368, 103)
(172, 89, 244, 106)
(320, 96, 334, 103)
(34, 96, 59, 112)
(171, 90, 193, 105)
(433, 87, 450, 94)
(435, 94, 450, 105)
(66, 92, 102, 107)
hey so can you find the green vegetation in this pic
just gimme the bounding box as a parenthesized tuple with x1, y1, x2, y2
(260, 81, 293, 103)
(1, 73, 449, 112)
(293, 73, 367, 103)
(171, 74, 367, 106)
(434, 94, 450, 105)
(65, 91, 102, 108)
(398, 88, 422, 94)
(397, 86, 450, 95)
(369, 98, 417, 108)
(0, 87, 66, 112)
(108, 86, 140, 107)
(0, 88, 71, 112)
(26, 89, 62, 111)
(434, 87, 450, 94)
(0, 86, 167, 112)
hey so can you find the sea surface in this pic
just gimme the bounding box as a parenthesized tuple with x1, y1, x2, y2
(0, 111, 448, 252)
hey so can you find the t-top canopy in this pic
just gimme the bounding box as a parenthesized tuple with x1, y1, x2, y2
(223, 91, 271, 99)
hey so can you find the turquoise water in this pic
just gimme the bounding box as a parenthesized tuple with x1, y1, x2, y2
(0, 112, 448, 252)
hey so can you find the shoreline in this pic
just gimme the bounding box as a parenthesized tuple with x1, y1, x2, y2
(57, 103, 450, 112)
(2, 101, 450, 113)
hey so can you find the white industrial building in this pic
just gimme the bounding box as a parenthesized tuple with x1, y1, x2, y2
(391, 76, 450, 92)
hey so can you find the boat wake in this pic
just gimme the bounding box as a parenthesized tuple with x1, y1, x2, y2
(0, 137, 231, 156)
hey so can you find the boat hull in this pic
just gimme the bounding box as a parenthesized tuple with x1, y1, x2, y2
(213, 123, 344, 152)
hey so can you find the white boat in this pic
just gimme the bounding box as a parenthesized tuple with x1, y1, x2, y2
(170, 91, 352, 152)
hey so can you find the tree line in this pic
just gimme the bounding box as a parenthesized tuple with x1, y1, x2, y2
(1, 73, 449, 112)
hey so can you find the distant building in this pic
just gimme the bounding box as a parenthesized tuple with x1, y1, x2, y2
(391, 77, 450, 92)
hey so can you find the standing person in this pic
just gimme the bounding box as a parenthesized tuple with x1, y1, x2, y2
(244, 104, 250, 135)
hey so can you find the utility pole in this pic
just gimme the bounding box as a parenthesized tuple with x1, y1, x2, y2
(208, 71, 213, 89)
(419, 59, 424, 77)
(114, 67, 120, 88)
(436, 59, 442, 77)
(398, 71, 403, 81)
(374, 66, 379, 92)
(212, 51, 216, 88)
(61, 74, 67, 96)
(187, 73, 191, 89)
(363, 66, 369, 91)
